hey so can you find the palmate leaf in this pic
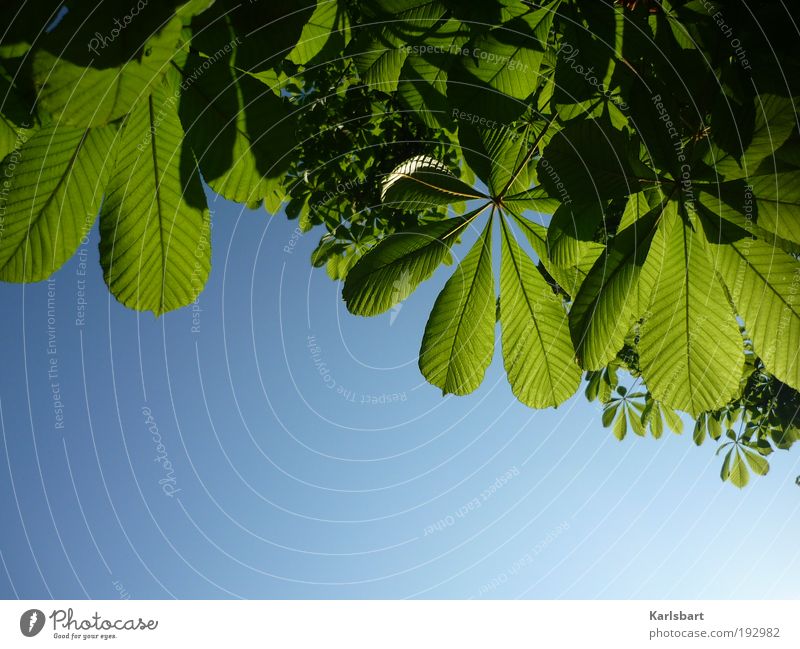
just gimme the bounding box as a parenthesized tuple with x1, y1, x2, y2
(31, 7, 184, 127)
(100, 76, 210, 316)
(0, 125, 115, 282)
(638, 205, 744, 416)
(419, 218, 495, 394)
(343, 206, 486, 316)
(705, 218, 800, 392)
(569, 204, 663, 370)
(380, 154, 485, 209)
(499, 218, 581, 408)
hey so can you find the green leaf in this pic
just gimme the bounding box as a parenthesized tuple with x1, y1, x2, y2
(619, 191, 660, 232)
(638, 206, 744, 416)
(353, 37, 409, 92)
(419, 218, 495, 395)
(448, 18, 546, 122)
(585, 371, 602, 401)
(178, 44, 295, 205)
(707, 414, 722, 440)
(706, 222, 800, 392)
(343, 207, 486, 316)
(100, 79, 210, 315)
(703, 95, 796, 180)
(0, 66, 35, 160)
(743, 448, 770, 476)
(32, 9, 183, 127)
(602, 402, 619, 427)
(720, 449, 733, 481)
(728, 451, 750, 488)
(744, 172, 800, 245)
(352, 1, 449, 92)
(459, 124, 534, 196)
(381, 154, 486, 209)
(189, 1, 313, 75)
(326, 244, 365, 281)
(697, 175, 800, 248)
(507, 212, 588, 297)
(0, 125, 114, 281)
(288, 0, 351, 66)
(502, 187, 561, 214)
(693, 414, 707, 445)
(396, 17, 468, 129)
(613, 408, 627, 440)
(499, 218, 581, 408)
(600, 366, 617, 402)
(176, 0, 216, 22)
(649, 405, 664, 439)
(397, 54, 454, 129)
(662, 406, 683, 434)
(569, 205, 662, 370)
(545, 204, 605, 273)
(628, 405, 646, 436)
(518, 0, 561, 46)
(543, 204, 606, 299)
(538, 119, 647, 205)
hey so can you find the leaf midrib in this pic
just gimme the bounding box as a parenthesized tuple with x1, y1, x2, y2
(148, 95, 167, 314)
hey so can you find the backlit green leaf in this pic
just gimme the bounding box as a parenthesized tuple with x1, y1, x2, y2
(499, 218, 581, 408)
(100, 78, 210, 315)
(343, 207, 487, 316)
(419, 218, 495, 394)
(0, 125, 115, 281)
(638, 205, 744, 415)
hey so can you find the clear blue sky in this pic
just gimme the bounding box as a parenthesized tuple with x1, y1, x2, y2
(1, 190, 798, 600)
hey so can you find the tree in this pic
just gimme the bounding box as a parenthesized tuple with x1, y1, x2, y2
(1, 0, 799, 487)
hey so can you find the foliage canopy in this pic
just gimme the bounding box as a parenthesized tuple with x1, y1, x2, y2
(2, 0, 800, 487)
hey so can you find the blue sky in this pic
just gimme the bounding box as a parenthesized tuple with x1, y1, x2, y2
(1, 191, 799, 600)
